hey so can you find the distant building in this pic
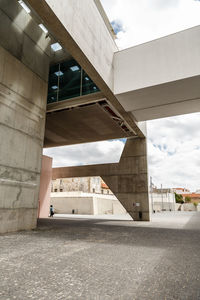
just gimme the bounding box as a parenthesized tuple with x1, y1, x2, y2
(52, 177, 113, 195)
(51, 191, 126, 215)
(151, 188, 176, 212)
(181, 193, 200, 203)
(172, 188, 190, 194)
(50, 177, 125, 215)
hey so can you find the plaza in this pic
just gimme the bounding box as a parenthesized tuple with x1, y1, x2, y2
(1, 212, 200, 299)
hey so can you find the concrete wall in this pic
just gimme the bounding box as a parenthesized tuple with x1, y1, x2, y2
(38, 156, 52, 218)
(93, 197, 126, 215)
(45, 0, 117, 90)
(52, 177, 102, 194)
(0, 46, 48, 233)
(0, 1, 51, 81)
(114, 26, 200, 94)
(50, 192, 126, 215)
(51, 196, 94, 215)
(0, 1, 50, 233)
(153, 202, 176, 212)
(175, 203, 200, 212)
(114, 26, 200, 121)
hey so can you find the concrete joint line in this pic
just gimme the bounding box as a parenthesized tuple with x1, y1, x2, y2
(0, 83, 46, 118)
(0, 7, 51, 63)
(0, 164, 40, 175)
(0, 121, 44, 145)
(131, 96, 200, 112)
(0, 178, 38, 188)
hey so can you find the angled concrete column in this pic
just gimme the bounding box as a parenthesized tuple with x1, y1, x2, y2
(52, 137, 150, 221)
(102, 138, 150, 221)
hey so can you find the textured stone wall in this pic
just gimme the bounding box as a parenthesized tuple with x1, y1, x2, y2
(0, 46, 48, 233)
(52, 177, 102, 194)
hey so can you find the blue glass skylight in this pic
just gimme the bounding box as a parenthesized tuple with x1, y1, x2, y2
(70, 66, 79, 72)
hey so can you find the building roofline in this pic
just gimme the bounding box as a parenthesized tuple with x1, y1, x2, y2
(93, 0, 116, 41)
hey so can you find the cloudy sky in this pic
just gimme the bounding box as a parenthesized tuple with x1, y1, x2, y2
(44, 0, 200, 192)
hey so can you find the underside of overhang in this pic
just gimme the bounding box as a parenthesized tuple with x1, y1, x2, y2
(44, 101, 133, 148)
(25, 0, 144, 138)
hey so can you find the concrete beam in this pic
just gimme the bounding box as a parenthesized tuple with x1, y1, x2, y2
(25, 0, 144, 136)
(52, 137, 150, 221)
(114, 26, 200, 121)
(47, 92, 105, 113)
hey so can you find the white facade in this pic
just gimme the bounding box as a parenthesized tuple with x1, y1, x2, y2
(151, 190, 176, 212)
(51, 192, 127, 215)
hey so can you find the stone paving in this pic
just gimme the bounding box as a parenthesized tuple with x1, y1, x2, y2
(0, 212, 200, 300)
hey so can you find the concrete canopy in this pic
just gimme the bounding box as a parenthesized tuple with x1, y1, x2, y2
(25, 0, 143, 137)
(44, 103, 132, 148)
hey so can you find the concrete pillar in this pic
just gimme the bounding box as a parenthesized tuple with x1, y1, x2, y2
(102, 138, 150, 221)
(38, 156, 53, 218)
(0, 46, 47, 233)
(52, 137, 150, 221)
(0, 1, 51, 233)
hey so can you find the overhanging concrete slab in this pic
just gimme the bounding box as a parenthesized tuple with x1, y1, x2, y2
(114, 26, 200, 121)
(47, 92, 105, 113)
(26, 0, 143, 137)
(44, 103, 132, 148)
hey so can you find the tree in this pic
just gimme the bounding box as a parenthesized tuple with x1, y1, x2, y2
(185, 196, 191, 203)
(175, 193, 184, 204)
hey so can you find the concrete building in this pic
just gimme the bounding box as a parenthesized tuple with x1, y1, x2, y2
(181, 193, 200, 204)
(49, 177, 123, 216)
(151, 188, 176, 212)
(1, 0, 200, 233)
(52, 177, 113, 195)
(172, 188, 190, 195)
(50, 191, 126, 216)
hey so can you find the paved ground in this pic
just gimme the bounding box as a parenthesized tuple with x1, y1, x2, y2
(0, 212, 200, 300)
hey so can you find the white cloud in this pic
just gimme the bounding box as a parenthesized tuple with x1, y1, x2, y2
(44, 113, 200, 191)
(101, 0, 200, 49)
(100, 0, 200, 191)
(147, 113, 200, 192)
(45, 1, 200, 192)
(43, 139, 125, 167)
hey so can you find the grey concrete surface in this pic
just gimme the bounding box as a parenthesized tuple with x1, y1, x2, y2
(0, 212, 200, 300)
(0, 45, 47, 233)
(53, 138, 150, 221)
(114, 26, 200, 122)
(44, 103, 132, 147)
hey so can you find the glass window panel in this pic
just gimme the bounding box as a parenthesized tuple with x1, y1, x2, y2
(47, 64, 59, 103)
(58, 60, 81, 101)
(47, 59, 100, 104)
(82, 71, 100, 95)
